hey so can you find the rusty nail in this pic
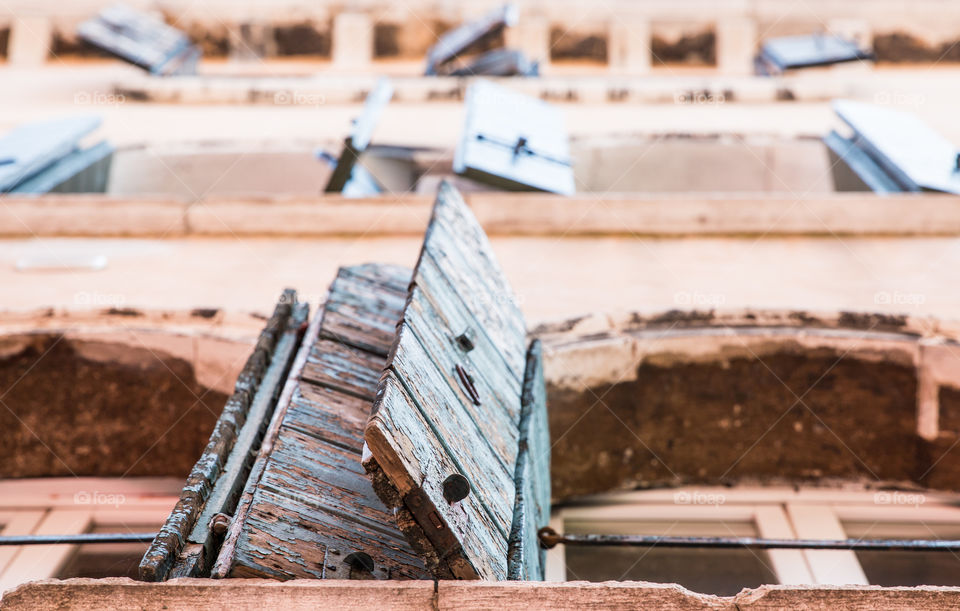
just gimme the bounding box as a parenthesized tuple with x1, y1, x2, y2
(455, 329, 475, 352)
(442, 473, 471, 504)
(210, 513, 231, 536)
(455, 364, 481, 406)
(345, 551, 375, 573)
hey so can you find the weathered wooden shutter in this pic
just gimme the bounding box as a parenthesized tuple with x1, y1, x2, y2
(363, 181, 550, 579)
(829, 100, 960, 195)
(324, 78, 393, 196)
(77, 4, 200, 75)
(453, 80, 575, 195)
(424, 4, 518, 75)
(217, 264, 429, 580)
(0, 116, 112, 194)
(757, 34, 872, 73)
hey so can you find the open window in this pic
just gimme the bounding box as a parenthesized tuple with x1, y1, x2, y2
(547, 487, 960, 594)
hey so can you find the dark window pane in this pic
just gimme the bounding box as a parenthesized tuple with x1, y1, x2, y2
(566, 546, 777, 596)
(855, 550, 960, 587)
(844, 520, 960, 587)
(563, 519, 776, 595)
(57, 543, 150, 579)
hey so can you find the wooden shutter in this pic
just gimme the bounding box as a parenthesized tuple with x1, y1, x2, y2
(758, 35, 872, 72)
(77, 4, 200, 75)
(363, 181, 550, 579)
(324, 78, 394, 195)
(832, 100, 960, 194)
(425, 5, 518, 75)
(453, 80, 575, 195)
(0, 117, 104, 194)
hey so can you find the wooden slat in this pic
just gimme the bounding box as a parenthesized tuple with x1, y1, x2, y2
(449, 49, 538, 77)
(403, 293, 520, 464)
(365, 182, 532, 579)
(507, 340, 550, 580)
(302, 338, 384, 400)
(823, 130, 902, 194)
(387, 323, 515, 532)
(420, 184, 527, 377)
(319, 265, 409, 357)
(366, 373, 509, 579)
(413, 257, 523, 398)
(140, 292, 301, 582)
(77, 4, 199, 75)
(8, 141, 114, 195)
(760, 35, 871, 71)
(226, 263, 428, 580)
(186, 309, 308, 548)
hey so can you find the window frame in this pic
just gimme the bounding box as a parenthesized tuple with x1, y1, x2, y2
(0, 477, 179, 596)
(547, 486, 960, 588)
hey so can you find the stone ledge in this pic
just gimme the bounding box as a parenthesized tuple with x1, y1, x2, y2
(4, 578, 960, 610)
(2, 193, 960, 238)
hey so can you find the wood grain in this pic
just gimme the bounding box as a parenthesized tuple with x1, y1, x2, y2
(365, 182, 534, 580)
(225, 264, 428, 580)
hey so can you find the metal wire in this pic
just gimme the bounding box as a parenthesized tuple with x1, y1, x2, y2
(0, 533, 157, 546)
(537, 527, 960, 552)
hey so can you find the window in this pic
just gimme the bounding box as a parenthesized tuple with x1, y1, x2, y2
(547, 487, 960, 594)
(0, 478, 179, 597)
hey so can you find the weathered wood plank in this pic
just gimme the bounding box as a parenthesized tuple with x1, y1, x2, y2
(302, 338, 385, 400)
(338, 263, 412, 295)
(140, 291, 299, 582)
(507, 340, 550, 581)
(234, 430, 425, 580)
(386, 323, 516, 534)
(284, 384, 367, 448)
(8, 140, 113, 194)
(367, 373, 509, 579)
(319, 265, 409, 356)
(413, 254, 523, 399)
(224, 263, 427, 581)
(402, 289, 520, 466)
(418, 184, 526, 377)
(186, 305, 308, 547)
(364, 183, 531, 579)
